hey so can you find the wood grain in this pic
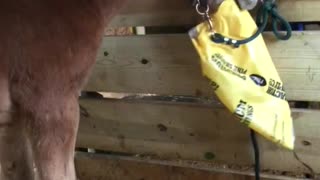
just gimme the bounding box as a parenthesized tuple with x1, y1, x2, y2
(75, 152, 303, 180)
(108, 0, 320, 27)
(84, 31, 320, 101)
(76, 98, 320, 174)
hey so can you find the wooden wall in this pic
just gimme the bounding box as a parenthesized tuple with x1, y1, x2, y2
(107, 0, 320, 27)
(76, 0, 320, 179)
(75, 152, 306, 180)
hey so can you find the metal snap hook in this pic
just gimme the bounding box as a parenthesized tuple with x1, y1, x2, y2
(195, 1, 209, 16)
(194, 0, 215, 32)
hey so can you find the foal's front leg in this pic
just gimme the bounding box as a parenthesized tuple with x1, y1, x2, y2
(23, 93, 80, 180)
(0, 73, 34, 180)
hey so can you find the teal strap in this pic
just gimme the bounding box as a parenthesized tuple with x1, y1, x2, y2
(256, 0, 292, 40)
(211, 0, 292, 48)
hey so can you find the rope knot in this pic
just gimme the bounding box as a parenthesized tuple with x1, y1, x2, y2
(263, 1, 277, 11)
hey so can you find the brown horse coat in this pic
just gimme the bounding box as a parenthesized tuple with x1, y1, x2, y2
(0, 1, 126, 179)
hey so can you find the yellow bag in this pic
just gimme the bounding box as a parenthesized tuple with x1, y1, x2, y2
(189, 0, 294, 150)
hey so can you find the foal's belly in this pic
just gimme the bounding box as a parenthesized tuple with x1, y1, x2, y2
(0, 0, 107, 98)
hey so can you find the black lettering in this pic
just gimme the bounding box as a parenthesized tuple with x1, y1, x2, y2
(215, 53, 223, 59)
(267, 86, 275, 95)
(269, 79, 275, 87)
(227, 63, 232, 69)
(279, 91, 286, 100)
(240, 100, 247, 105)
(247, 106, 253, 121)
(267, 86, 286, 100)
(275, 81, 282, 90)
(242, 69, 247, 74)
(211, 53, 247, 80)
(211, 55, 218, 62)
(233, 66, 247, 75)
(209, 81, 219, 91)
(216, 61, 221, 68)
(235, 101, 245, 118)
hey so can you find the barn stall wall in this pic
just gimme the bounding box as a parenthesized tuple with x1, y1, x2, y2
(75, 0, 320, 179)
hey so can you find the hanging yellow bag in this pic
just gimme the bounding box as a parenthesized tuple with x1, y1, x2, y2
(189, 0, 294, 150)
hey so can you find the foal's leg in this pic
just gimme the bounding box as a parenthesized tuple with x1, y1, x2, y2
(22, 93, 80, 180)
(0, 73, 34, 180)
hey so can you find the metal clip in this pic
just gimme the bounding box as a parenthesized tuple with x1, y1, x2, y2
(195, 0, 214, 32)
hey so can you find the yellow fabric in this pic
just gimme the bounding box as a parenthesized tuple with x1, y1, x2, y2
(189, 0, 294, 150)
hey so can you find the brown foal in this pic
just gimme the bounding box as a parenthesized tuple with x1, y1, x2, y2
(0, 0, 244, 179)
(0, 0, 126, 179)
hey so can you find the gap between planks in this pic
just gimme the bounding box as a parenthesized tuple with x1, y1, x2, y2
(75, 152, 311, 180)
(76, 98, 320, 174)
(84, 31, 320, 101)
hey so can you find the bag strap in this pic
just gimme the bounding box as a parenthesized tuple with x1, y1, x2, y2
(210, 0, 292, 48)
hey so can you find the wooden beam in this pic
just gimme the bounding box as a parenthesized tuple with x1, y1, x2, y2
(84, 31, 320, 101)
(76, 98, 320, 174)
(277, 0, 320, 22)
(75, 152, 305, 180)
(109, 0, 320, 27)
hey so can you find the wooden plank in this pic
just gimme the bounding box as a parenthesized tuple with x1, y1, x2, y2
(109, 0, 320, 27)
(75, 152, 306, 180)
(110, 0, 199, 27)
(277, 0, 320, 23)
(84, 31, 320, 101)
(76, 98, 320, 174)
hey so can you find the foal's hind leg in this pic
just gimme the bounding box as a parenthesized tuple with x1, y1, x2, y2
(0, 74, 34, 180)
(21, 93, 80, 180)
